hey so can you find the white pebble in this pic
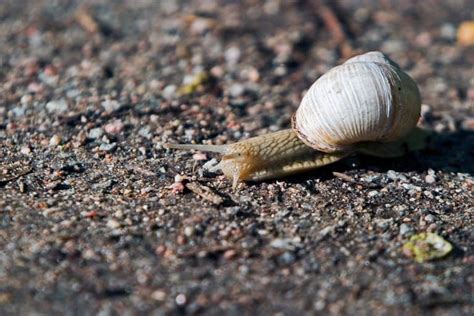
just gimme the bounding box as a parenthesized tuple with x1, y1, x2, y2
(46, 99, 68, 114)
(49, 134, 61, 146)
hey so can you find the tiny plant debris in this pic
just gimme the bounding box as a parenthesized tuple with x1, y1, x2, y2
(403, 232, 453, 263)
(178, 72, 209, 95)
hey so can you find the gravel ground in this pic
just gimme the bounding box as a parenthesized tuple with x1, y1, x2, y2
(0, 1, 473, 315)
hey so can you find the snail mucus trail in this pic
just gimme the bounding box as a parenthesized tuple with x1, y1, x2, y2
(165, 51, 423, 189)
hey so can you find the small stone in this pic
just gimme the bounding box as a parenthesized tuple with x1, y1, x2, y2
(440, 23, 456, 40)
(151, 290, 166, 301)
(88, 128, 104, 139)
(229, 83, 245, 97)
(184, 226, 194, 237)
(46, 99, 68, 114)
(399, 224, 413, 236)
(387, 170, 408, 182)
(375, 218, 392, 230)
(101, 99, 121, 112)
(425, 174, 436, 184)
(49, 134, 61, 146)
(462, 117, 474, 130)
(223, 249, 237, 260)
(93, 179, 115, 191)
(423, 190, 434, 199)
(367, 190, 379, 198)
(162, 85, 176, 99)
(104, 120, 124, 135)
(171, 182, 185, 194)
(174, 174, 187, 183)
(175, 294, 186, 305)
(192, 153, 207, 161)
(99, 143, 117, 152)
(270, 238, 294, 250)
(138, 127, 152, 139)
(189, 17, 213, 35)
(9, 106, 25, 117)
(20, 146, 31, 155)
(202, 158, 219, 171)
(20, 94, 33, 105)
(225, 46, 241, 65)
(278, 251, 296, 265)
(424, 214, 435, 223)
(107, 219, 121, 229)
(319, 225, 334, 237)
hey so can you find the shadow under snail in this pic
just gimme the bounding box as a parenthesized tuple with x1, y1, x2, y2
(165, 51, 423, 189)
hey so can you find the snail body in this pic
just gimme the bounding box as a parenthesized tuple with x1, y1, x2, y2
(166, 51, 422, 188)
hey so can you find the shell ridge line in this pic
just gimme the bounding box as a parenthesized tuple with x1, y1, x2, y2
(333, 65, 347, 143)
(319, 70, 340, 147)
(347, 63, 366, 143)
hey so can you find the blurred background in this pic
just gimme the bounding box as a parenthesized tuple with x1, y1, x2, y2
(1, 0, 473, 132)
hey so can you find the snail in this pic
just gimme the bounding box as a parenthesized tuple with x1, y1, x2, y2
(165, 51, 422, 189)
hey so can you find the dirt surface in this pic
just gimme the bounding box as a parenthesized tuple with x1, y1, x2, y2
(1, 0, 473, 315)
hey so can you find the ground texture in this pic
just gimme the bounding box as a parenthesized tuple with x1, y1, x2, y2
(0, 0, 473, 315)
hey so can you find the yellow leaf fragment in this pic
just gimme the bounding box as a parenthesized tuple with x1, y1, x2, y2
(403, 232, 453, 263)
(178, 72, 209, 95)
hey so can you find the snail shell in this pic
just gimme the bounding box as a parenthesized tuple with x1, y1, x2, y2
(292, 51, 421, 153)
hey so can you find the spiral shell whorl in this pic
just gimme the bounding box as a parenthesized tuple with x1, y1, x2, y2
(293, 51, 421, 153)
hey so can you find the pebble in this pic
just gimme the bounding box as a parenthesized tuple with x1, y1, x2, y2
(387, 170, 408, 182)
(9, 106, 26, 117)
(399, 224, 413, 236)
(93, 179, 114, 191)
(189, 17, 213, 35)
(394, 204, 408, 216)
(20, 146, 31, 155)
(49, 135, 61, 146)
(151, 290, 166, 301)
(401, 183, 421, 192)
(88, 128, 104, 139)
(162, 85, 176, 99)
(107, 219, 121, 229)
(20, 94, 33, 105)
(440, 23, 456, 40)
(46, 99, 68, 114)
(170, 182, 185, 194)
(175, 294, 186, 305)
(423, 190, 434, 199)
(375, 218, 392, 230)
(192, 153, 207, 161)
(425, 175, 436, 184)
(138, 127, 152, 139)
(99, 143, 117, 152)
(225, 46, 241, 65)
(319, 225, 334, 237)
(278, 251, 296, 265)
(367, 190, 379, 198)
(270, 238, 295, 250)
(229, 83, 245, 97)
(104, 120, 124, 135)
(183, 226, 195, 237)
(424, 214, 435, 223)
(101, 99, 121, 112)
